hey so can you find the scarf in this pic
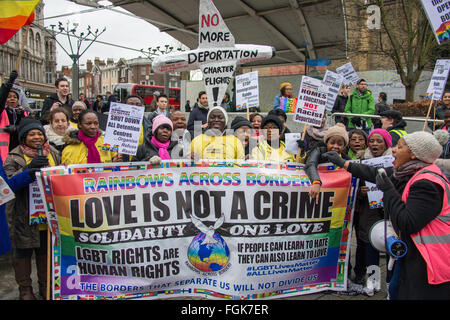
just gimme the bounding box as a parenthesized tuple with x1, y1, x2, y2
(44, 124, 74, 146)
(362, 147, 392, 160)
(78, 130, 101, 164)
(151, 136, 171, 160)
(306, 123, 330, 141)
(393, 159, 429, 180)
(20, 141, 51, 158)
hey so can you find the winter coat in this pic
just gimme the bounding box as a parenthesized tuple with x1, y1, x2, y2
(346, 161, 450, 299)
(41, 93, 73, 122)
(61, 129, 117, 165)
(132, 135, 178, 162)
(44, 124, 76, 154)
(0, 157, 33, 255)
(332, 95, 349, 124)
(305, 143, 351, 183)
(187, 105, 209, 132)
(344, 89, 375, 129)
(4, 145, 60, 249)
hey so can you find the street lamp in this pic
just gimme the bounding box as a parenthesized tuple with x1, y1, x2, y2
(45, 21, 106, 99)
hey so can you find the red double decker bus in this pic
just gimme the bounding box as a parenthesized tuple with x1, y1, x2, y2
(114, 83, 181, 109)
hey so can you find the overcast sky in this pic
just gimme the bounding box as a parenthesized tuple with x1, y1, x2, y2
(42, 0, 184, 69)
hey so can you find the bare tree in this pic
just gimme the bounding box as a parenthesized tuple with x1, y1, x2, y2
(344, 0, 446, 101)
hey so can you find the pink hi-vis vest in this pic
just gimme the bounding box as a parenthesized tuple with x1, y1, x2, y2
(0, 109, 10, 163)
(402, 164, 450, 285)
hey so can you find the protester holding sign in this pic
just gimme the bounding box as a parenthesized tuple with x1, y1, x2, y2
(322, 131, 450, 300)
(132, 115, 177, 164)
(355, 129, 393, 294)
(250, 115, 294, 162)
(190, 106, 244, 160)
(61, 110, 121, 165)
(273, 82, 294, 110)
(305, 123, 351, 203)
(4, 118, 60, 300)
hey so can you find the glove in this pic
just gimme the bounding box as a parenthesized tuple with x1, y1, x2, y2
(7, 70, 18, 86)
(1, 125, 15, 134)
(375, 169, 394, 192)
(149, 155, 162, 165)
(351, 116, 361, 127)
(25, 155, 49, 178)
(321, 151, 346, 168)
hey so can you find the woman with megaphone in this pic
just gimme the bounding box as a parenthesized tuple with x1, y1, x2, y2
(3, 118, 61, 300)
(322, 130, 450, 300)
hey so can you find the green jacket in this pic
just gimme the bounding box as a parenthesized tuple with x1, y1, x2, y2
(344, 88, 375, 129)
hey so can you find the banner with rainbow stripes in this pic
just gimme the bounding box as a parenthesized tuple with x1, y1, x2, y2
(278, 97, 297, 113)
(421, 0, 450, 45)
(39, 160, 357, 300)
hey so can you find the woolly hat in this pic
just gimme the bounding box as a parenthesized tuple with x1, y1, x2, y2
(207, 106, 228, 126)
(403, 131, 443, 164)
(18, 118, 46, 142)
(323, 123, 349, 146)
(231, 116, 253, 130)
(280, 82, 292, 90)
(261, 115, 283, 132)
(368, 128, 392, 148)
(433, 129, 449, 146)
(152, 114, 173, 134)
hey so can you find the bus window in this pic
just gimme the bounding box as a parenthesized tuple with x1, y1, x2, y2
(134, 86, 143, 97)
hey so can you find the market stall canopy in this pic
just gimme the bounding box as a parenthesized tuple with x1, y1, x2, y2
(110, 0, 347, 67)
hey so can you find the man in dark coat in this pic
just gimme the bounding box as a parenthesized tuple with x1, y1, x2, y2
(41, 77, 73, 124)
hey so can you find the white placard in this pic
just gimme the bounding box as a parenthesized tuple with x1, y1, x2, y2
(420, 0, 450, 45)
(284, 133, 303, 155)
(235, 71, 259, 111)
(103, 102, 145, 156)
(29, 181, 45, 225)
(0, 176, 14, 206)
(322, 70, 344, 111)
(293, 76, 329, 126)
(426, 59, 450, 100)
(361, 155, 394, 209)
(336, 62, 360, 86)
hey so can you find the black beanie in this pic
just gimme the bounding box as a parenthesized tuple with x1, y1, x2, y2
(261, 115, 283, 131)
(231, 116, 253, 130)
(18, 118, 46, 142)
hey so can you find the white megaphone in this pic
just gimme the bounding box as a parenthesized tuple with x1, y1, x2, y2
(369, 219, 408, 270)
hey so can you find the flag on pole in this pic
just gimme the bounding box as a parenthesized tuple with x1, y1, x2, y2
(0, 0, 40, 44)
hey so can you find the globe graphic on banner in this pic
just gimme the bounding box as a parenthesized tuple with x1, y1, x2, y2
(188, 232, 230, 272)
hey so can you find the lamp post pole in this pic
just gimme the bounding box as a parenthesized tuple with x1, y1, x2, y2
(44, 21, 106, 99)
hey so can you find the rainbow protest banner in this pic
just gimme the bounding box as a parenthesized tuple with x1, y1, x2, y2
(38, 160, 357, 300)
(278, 97, 297, 113)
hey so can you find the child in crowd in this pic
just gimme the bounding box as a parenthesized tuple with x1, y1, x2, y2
(305, 123, 351, 203)
(231, 116, 254, 159)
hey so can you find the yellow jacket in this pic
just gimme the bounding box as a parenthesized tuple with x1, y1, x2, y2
(61, 130, 117, 165)
(190, 134, 244, 160)
(251, 140, 295, 162)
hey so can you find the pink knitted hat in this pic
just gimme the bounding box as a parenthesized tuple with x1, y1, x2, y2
(368, 128, 392, 148)
(152, 114, 173, 134)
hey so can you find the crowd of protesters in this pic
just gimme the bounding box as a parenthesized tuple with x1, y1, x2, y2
(0, 70, 449, 300)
